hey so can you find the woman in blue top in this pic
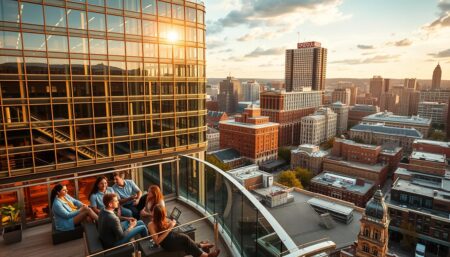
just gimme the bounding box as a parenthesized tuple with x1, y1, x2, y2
(89, 176, 132, 217)
(51, 183, 98, 231)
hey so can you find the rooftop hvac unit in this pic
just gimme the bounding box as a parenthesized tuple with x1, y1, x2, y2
(263, 174, 273, 188)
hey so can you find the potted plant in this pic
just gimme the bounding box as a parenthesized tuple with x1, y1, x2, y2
(1, 204, 22, 244)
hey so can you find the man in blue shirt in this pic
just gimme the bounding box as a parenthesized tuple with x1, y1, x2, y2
(112, 171, 142, 219)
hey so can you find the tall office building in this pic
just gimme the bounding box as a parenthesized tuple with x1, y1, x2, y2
(330, 101, 349, 135)
(432, 63, 442, 90)
(331, 88, 351, 106)
(241, 80, 260, 102)
(218, 76, 241, 114)
(404, 78, 417, 91)
(260, 89, 321, 146)
(0, 0, 206, 219)
(285, 41, 327, 92)
(384, 78, 390, 93)
(369, 76, 385, 103)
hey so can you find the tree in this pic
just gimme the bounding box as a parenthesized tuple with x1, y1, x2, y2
(429, 129, 446, 142)
(278, 147, 291, 162)
(294, 167, 314, 189)
(320, 137, 335, 150)
(277, 170, 302, 188)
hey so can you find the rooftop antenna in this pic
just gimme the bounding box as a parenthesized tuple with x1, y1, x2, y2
(297, 31, 300, 43)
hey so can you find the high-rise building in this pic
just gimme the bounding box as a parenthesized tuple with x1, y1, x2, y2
(432, 63, 442, 90)
(0, 0, 207, 224)
(219, 106, 279, 164)
(391, 86, 420, 116)
(331, 88, 351, 106)
(218, 76, 241, 114)
(418, 101, 448, 126)
(241, 80, 260, 102)
(420, 89, 450, 103)
(384, 78, 390, 93)
(260, 89, 321, 146)
(379, 92, 399, 112)
(300, 107, 336, 145)
(331, 101, 349, 135)
(369, 76, 385, 103)
(285, 41, 327, 92)
(404, 78, 417, 90)
(349, 85, 358, 106)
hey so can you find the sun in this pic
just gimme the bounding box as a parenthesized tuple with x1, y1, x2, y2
(167, 31, 178, 43)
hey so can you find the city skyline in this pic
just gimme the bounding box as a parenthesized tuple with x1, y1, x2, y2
(206, 0, 450, 79)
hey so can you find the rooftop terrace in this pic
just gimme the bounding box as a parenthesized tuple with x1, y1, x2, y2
(268, 189, 362, 250)
(0, 200, 227, 257)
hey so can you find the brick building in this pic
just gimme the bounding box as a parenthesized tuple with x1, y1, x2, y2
(413, 139, 450, 157)
(260, 89, 321, 146)
(332, 138, 402, 176)
(206, 110, 228, 129)
(398, 151, 447, 177)
(290, 144, 328, 174)
(219, 106, 279, 164)
(323, 156, 388, 186)
(341, 190, 394, 257)
(310, 172, 376, 207)
(348, 104, 380, 128)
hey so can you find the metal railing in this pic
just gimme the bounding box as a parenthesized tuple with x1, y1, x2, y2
(86, 213, 218, 257)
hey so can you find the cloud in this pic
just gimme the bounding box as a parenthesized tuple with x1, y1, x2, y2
(356, 44, 374, 50)
(208, 0, 348, 34)
(393, 38, 412, 47)
(331, 55, 400, 65)
(244, 47, 285, 57)
(237, 30, 276, 42)
(429, 48, 450, 58)
(423, 0, 450, 31)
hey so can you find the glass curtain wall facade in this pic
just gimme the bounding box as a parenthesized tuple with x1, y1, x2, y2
(0, 0, 206, 178)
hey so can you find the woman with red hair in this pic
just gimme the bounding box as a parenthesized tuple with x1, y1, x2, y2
(140, 185, 165, 224)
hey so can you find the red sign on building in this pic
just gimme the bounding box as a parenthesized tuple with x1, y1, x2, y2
(297, 41, 321, 49)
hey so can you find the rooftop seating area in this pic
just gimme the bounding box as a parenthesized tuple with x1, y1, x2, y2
(0, 155, 337, 257)
(0, 200, 227, 257)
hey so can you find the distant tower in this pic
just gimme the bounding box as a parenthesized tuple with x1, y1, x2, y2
(432, 63, 442, 90)
(356, 190, 390, 257)
(369, 76, 384, 104)
(285, 41, 327, 92)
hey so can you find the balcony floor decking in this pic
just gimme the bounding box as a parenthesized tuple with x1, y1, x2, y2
(0, 200, 229, 257)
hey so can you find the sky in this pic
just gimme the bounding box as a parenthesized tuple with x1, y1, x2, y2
(204, 0, 450, 80)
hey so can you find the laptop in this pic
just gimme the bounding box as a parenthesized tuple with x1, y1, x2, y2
(169, 207, 182, 222)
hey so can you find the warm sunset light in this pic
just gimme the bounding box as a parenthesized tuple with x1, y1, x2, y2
(167, 31, 178, 43)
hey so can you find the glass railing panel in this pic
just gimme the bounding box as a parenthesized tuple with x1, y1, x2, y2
(179, 155, 298, 257)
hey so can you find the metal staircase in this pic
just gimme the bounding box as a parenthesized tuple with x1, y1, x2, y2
(29, 114, 106, 159)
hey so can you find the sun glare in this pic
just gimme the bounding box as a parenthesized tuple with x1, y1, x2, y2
(167, 31, 178, 42)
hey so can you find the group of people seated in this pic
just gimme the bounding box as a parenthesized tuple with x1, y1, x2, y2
(50, 171, 220, 257)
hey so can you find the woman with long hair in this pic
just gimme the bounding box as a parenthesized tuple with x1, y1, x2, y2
(89, 176, 133, 217)
(148, 205, 220, 257)
(51, 183, 98, 231)
(140, 185, 165, 224)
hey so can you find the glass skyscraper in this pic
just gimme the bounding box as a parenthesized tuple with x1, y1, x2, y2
(0, 0, 206, 222)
